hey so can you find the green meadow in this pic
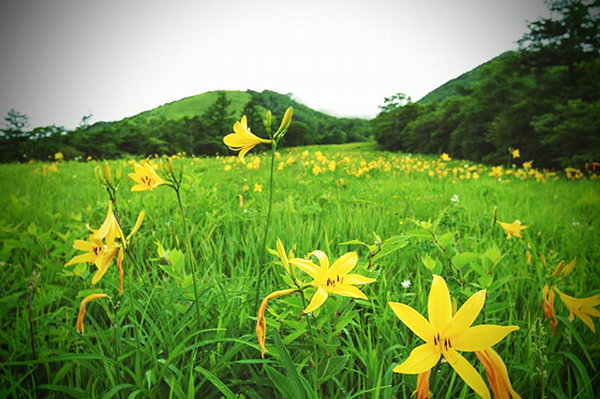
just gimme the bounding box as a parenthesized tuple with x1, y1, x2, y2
(2, 142, 599, 398)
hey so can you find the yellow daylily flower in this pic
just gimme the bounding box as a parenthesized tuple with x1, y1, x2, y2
(440, 153, 451, 162)
(389, 275, 519, 399)
(290, 251, 376, 314)
(77, 293, 109, 334)
(94, 202, 126, 249)
(475, 348, 521, 399)
(555, 288, 600, 333)
(128, 161, 165, 191)
(498, 220, 527, 239)
(223, 115, 271, 164)
(256, 288, 296, 357)
(512, 149, 520, 158)
(64, 234, 119, 285)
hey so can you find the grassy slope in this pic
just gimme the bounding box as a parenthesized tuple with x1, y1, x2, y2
(132, 90, 252, 121)
(1, 143, 599, 398)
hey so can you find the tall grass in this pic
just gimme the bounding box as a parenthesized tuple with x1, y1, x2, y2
(1, 143, 599, 398)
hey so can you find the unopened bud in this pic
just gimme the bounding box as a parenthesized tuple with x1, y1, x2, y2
(115, 168, 122, 181)
(277, 107, 293, 135)
(166, 158, 175, 176)
(102, 161, 112, 185)
(94, 166, 102, 183)
(263, 110, 272, 132)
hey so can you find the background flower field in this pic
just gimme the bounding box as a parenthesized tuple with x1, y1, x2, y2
(1, 142, 599, 398)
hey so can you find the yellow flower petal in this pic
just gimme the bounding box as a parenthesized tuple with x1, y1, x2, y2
(309, 250, 329, 271)
(393, 343, 440, 374)
(428, 275, 452, 331)
(329, 251, 358, 276)
(330, 284, 368, 299)
(444, 349, 490, 399)
(73, 240, 94, 252)
(389, 302, 434, 343)
(304, 287, 328, 313)
(444, 290, 486, 337)
(64, 252, 96, 267)
(451, 325, 519, 352)
(344, 274, 377, 285)
(290, 258, 320, 280)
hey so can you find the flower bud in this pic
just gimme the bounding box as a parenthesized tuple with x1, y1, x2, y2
(263, 110, 272, 131)
(277, 107, 293, 135)
(102, 161, 112, 185)
(94, 166, 102, 183)
(166, 158, 175, 177)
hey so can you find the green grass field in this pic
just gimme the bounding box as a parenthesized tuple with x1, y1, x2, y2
(2, 142, 599, 398)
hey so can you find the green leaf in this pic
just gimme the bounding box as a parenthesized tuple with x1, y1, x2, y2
(422, 255, 436, 271)
(264, 365, 296, 398)
(437, 232, 454, 250)
(452, 252, 480, 269)
(477, 274, 493, 288)
(194, 366, 238, 399)
(318, 355, 349, 382)
(371, 239, 408, 263)
(484, 247, 502, 263)
(273, 332, 308, 399)
(406, 229, 431, 240)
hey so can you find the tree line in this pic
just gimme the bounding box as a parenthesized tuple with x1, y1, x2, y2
(0, 90, 372, 162)
(373, 0, 600, 168)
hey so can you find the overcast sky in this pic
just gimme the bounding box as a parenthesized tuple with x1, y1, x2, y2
(0, 0, 550, 129)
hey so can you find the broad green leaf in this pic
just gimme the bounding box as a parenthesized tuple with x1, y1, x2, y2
(422, 254, 436, 271)
(452, 252, 480, 269)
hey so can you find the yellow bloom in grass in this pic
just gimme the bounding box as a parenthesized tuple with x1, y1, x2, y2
(128, 162, 165, 191)
(290, 251, 376, 313)
(33, 163, 58, 177)
(389, 275, 519, 399)
(440, 153, 451, 162)
(223, 115, 271, 164)
(555, 288, 600, 333)
(64, 233, 119, 285)
(94, 203, 126, 249)
(512, 149, 520, 158)
(256, 288, 296, 357)
(254, 183, 263, 192)
(54, 151, 64, 161)
(77, 293, 109, 334)
(498, 220, 527, 239)
(475, 348, 521, 399)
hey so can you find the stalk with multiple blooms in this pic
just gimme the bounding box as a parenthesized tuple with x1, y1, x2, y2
(222, 107, 294, 310)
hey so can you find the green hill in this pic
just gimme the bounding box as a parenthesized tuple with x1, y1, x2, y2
(417, 52, 512, 104)
(132, 90, 253, 121)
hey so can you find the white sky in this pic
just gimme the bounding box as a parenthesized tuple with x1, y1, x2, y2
(0, 0, 549, 129)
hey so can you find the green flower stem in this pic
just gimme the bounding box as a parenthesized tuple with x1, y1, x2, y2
(300, 293, 320, 396)
(108, 195, 143, 375)
(174, 187, 203, 332)
(253, 142, 277, 310)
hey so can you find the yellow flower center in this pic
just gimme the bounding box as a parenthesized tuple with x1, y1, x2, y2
(141, 175, 153, 187)
(325, 275, 344, 288)
(433, 332, 453, 353)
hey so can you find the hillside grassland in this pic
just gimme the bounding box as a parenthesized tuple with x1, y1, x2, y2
(2, 143, 600, 398)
